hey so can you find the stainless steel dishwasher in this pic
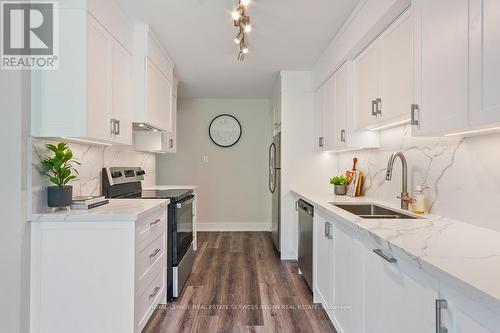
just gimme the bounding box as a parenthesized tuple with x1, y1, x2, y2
(298, 199, 314, 290)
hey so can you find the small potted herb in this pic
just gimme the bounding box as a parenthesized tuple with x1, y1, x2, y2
(41, 142, 80, 208)
(330, 175, 348, 196)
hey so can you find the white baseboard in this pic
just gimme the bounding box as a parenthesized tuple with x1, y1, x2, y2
(197, 222, 271, 232)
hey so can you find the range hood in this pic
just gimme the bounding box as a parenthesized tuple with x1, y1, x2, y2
(132, 123, 163, 132)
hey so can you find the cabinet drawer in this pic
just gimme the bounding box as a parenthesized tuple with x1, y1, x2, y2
(136, 231, 165, 282)
(135, 266, 165, 333)
(136, 207, 166, 246)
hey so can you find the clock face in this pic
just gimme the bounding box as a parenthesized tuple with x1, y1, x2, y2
(209, 115, 242, 147)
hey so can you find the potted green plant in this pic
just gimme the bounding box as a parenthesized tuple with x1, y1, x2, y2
(41, 142, 80, 208)
(330, 175, 348, 196)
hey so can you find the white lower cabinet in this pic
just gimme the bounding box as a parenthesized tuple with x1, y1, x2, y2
(439, 283, 500, 333)
(311, 207, 500, 333)
(314, 210, 334, 319)
(332, 221, 364, 333)
(30, 205, 168, 333)
(363, 241, 438, 333)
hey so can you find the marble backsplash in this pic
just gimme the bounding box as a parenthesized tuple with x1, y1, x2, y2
(336, 125, 500, 232)
(31, 139, 156, 213)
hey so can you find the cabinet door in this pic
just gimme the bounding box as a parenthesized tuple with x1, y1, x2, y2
(111, 40, 133, 145)
(364, 245, 438, 333)
(413, 0, 469, 136)
(333, 223, 363, 333)
(469, 0, 500, 127)
(314, 84, 326, 150)
(87, 14, 113, 141)
(333, 65, 348, 148)
(439, 283, 500, 333)
(354, 41, 381, 130)
(323, 75, 336, 150)
(314, 212, 334, 319)
(146, 58, 173, 132)
(380, 10, 414, 125)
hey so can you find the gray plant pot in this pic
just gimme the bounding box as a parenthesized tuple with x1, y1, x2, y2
(334, 184, 347, 196)
(47, 186, 73, 208)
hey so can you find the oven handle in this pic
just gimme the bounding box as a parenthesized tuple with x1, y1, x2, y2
(175, 195, 195, 209)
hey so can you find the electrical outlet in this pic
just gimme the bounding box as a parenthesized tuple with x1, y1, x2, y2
(203, 155, 209, 163)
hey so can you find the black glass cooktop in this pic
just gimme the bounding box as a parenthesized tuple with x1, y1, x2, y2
(120, 189, 192, 202)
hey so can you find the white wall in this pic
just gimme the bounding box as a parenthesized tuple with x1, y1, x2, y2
(156, 99, 272, 231)
(280, 72, 337, 260)
(0, 71, 31, 332)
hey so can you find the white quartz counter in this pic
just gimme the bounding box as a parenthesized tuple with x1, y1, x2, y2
(291, 188, 500, 314)
(30, 199, 169, 222)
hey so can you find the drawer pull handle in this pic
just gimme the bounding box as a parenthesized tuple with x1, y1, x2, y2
(150, 248, 161, 261)
(149, 287, 161, 303)
(150, 219, 161, 228)
(436, 299, 448, 333)
(373, 249, 397, 263)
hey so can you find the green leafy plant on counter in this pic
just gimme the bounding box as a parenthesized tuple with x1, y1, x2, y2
(41, 142, 80, 186)
(330, 175, 348, 186)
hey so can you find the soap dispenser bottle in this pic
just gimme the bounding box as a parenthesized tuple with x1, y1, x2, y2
(412, 185, 426, 215)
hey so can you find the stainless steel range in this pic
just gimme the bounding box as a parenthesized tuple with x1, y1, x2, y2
(102, 167, 194, 301)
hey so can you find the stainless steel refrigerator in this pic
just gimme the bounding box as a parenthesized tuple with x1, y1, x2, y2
(269, 133, 281, 252)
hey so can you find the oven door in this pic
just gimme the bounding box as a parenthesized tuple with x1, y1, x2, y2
(172, 195, 194, 266)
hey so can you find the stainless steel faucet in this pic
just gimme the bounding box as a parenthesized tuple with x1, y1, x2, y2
(385, 152, 413, 210)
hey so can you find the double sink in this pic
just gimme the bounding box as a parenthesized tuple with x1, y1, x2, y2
(332, 203, 422, 220)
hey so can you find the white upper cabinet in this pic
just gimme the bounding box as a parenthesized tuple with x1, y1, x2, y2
(314, 62, 379, 152)
(31, 3, 134, 145)
(145, 58, 173, 132)
(323, 75, 337, 150)
(164, 78, 178, 153)
(134, 76, 178, 154)
(469, 0, 500, 128)
(111, 40, 133, 145)
(354, 10, 413, 130)
(86, 15, 113, 142)
(314, 83, 326, 149)
(413, 0, 469, 136)
(380, 10, 414, 125)
(133, 26, 174, 133)
(354, 40, 382, 130)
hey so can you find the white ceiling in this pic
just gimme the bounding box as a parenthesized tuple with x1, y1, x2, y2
(116, 0, 360, 98)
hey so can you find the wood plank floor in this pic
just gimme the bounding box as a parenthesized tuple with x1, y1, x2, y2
(143, 232, 336, 333)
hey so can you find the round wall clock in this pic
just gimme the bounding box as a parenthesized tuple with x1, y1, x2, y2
(209, 114, 242, 147)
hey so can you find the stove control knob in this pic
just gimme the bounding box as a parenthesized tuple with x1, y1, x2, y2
(136, 170, 146, 176)
(111, 171, 122, 178)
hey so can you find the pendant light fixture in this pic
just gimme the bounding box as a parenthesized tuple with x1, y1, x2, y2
(231, 0, 252, 61)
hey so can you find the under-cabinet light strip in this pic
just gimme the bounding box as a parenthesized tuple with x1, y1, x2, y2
(370, 119, 411, 131)
(444, 126, 500, 137)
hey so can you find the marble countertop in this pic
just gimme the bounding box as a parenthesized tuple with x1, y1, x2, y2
(30, 199, 169, 222)
(291, 188, 500, 314)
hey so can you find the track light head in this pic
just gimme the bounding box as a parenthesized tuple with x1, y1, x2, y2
(234, 31, 244, 44)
